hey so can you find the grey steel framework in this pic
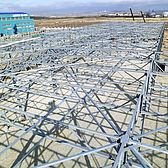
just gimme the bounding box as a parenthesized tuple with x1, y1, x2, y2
(0, 22, 167, 168)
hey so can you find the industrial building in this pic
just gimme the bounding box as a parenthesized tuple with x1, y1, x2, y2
(0, 12, 35, 36)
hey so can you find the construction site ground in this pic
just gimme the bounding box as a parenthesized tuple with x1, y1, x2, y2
(0, 17, 167, 168)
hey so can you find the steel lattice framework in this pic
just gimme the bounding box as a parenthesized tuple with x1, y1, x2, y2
(0, 22, 168, 168)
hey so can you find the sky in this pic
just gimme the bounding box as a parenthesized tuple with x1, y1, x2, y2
(0, 0, 168, 15)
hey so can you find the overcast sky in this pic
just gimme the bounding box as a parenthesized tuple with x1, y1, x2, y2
(0, 0, 168, 15)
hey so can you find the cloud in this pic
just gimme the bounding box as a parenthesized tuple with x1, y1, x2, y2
(0, 0, 168, 14)
(0, 2, 23, 12)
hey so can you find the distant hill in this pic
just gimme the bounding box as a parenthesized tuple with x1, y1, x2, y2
(155, 10, 168, 13)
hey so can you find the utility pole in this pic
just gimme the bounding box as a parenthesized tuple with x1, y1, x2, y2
(130, 8, 135, 21)
(140, 11, 146, 23)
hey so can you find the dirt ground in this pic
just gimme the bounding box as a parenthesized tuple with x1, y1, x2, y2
(34, 16, 168, 28)
(162, 22, 168, 55)
(34, 16, 168, 41)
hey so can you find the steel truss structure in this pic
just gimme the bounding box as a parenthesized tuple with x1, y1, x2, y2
(0, 22, 167, 168)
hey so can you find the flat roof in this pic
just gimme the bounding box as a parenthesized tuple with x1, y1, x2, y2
(0, 12, 27, 15)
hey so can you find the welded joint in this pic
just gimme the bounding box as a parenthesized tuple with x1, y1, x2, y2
(117, 132, 134, 149)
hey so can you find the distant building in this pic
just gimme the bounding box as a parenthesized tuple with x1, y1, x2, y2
(163, 12, 168, 17)
(146, 10, 163, 18)
(0, 12, 35, 36)
(155, 14, 162, 18)
(107, 11, 144, 17)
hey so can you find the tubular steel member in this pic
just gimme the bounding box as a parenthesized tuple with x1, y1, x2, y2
(0, 22, 167, 168)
